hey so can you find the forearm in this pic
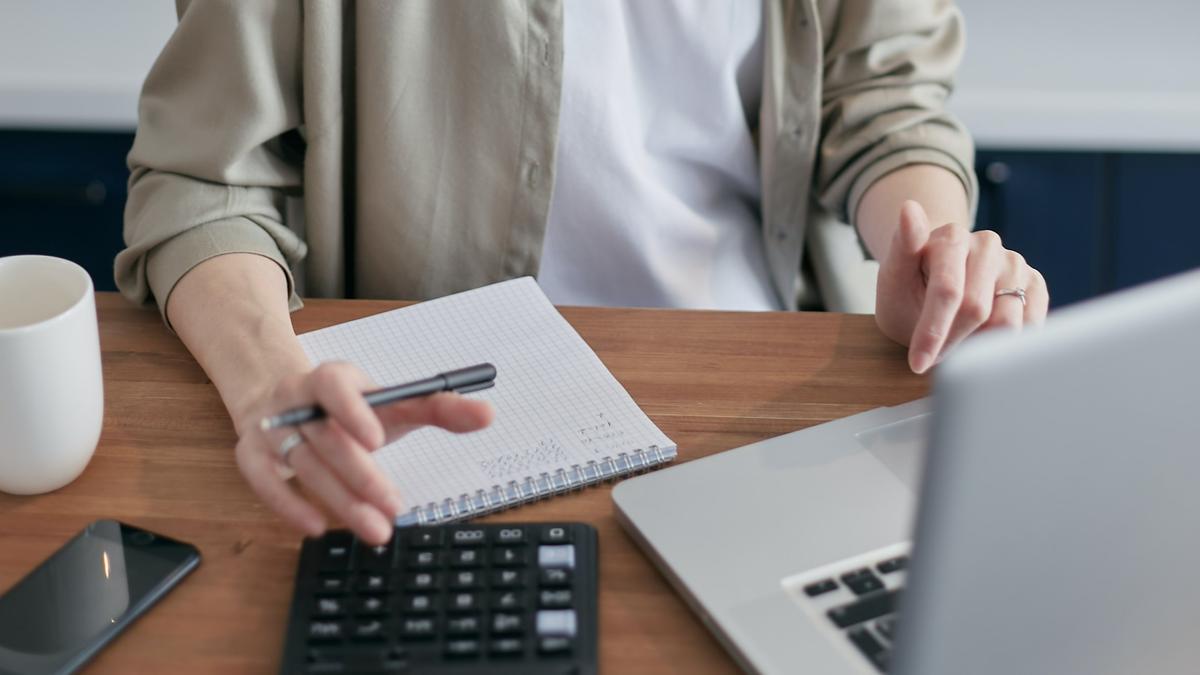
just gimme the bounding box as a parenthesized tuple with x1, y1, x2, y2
(166, 253, 311, 433)
(855, 164, 971, 261)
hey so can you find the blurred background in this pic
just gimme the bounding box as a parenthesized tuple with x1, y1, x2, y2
(1, 0, 1198, 305)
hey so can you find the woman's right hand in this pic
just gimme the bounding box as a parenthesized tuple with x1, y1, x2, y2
(233, 361, 494, 545)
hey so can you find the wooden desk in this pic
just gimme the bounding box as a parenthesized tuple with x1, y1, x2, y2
(0, 293, 927, 674)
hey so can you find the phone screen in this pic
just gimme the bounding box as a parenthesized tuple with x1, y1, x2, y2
(0, 520, 200, 675)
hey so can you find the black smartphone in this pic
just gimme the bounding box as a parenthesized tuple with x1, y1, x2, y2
(0, 519, 201, 675)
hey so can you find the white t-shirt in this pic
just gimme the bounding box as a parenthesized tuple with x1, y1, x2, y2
(537, 0, 781, 311)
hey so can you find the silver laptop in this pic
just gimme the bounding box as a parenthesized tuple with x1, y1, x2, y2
(613, 268, 1200, 675)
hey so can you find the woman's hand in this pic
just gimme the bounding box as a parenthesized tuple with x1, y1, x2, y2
(875, 201, 1050, 373)
(233, 362, 493, 545)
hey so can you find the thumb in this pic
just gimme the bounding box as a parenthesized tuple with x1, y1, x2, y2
(895, 200, 932, 259)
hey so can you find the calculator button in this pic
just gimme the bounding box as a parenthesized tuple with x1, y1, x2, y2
(307, 620, 345, 642)
(446, 614, 482, 635)
(450, 549, 483, 567)
(315, 575, 348, 594)
(354, 596, 388, 616)
(841, 568, 884, 596)
(408, 529, 443, 548)
(449, 592, 480, 612)
(539, 568, 571, 587)
(804, 579, 838, 597)
(492, 590, 525, 610)
(313, 597, 346, 617)
(350, 619, 390, 642)
(449, 570, 481, 589)
(540, 526, 571, 543)
(539, 637, 573, 655)
(495, 527, 527, 545)
(404, 572, 439, 591)
(451, 528, 488, 546)
(492, 569, 526, 588)
(539, 589, 573, 608)
(538, 545, 576, 569)
(493, 547, 526, 566)
(355, 541, 396, 570)
(491, 612, 524, 635)
(319, 533, 354, 571)
(406, 550, 438, 569)
(877, 556, 909, 574)
(490, 638, 524, 656)
(400, 617, 437, 640)
(400, 594, 438, 613)
(536, 610, 577, 637)
(356, 573, 392, 593)
(444, 639, 481, 658)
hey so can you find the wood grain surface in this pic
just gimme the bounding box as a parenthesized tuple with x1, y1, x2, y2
(0, 293, 927, 674)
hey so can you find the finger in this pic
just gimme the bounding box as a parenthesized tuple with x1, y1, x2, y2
(305, 362, 386, 450)
(908, 225, 970, 374)
(237, 438, 326, 537)
(885, 201, 934, 274)
(290, 442, 395, 545)
(303, 416, 406, 519)
(940, 230, 1004, 355)
(1024, 268, 1050, 324)
(983, 253, 1031, 331)
(376, 392, 495, 443)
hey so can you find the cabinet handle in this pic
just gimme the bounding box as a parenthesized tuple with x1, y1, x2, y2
(984, 162, 1011, 185)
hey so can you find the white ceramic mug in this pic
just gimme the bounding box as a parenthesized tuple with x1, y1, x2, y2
(0, 255, 104, 494)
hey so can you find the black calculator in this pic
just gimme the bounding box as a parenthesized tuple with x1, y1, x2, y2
(280, 522, 598, 674)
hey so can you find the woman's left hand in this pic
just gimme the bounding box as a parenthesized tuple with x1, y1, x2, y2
(874, 200, 1050, 374)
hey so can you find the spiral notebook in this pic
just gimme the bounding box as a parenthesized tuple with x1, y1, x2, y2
(298, 277, 677, 526)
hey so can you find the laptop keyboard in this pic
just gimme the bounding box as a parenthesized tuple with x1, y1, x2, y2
(786, 545, 910, 673)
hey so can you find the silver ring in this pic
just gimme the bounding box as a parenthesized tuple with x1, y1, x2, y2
(995, 287, 1027, 307)
(276, 431, 305, 466)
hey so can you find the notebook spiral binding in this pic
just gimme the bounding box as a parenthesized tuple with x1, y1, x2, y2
(407, 445, 676, 526)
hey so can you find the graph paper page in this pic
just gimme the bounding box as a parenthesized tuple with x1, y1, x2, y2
(298, 277, 675, 510)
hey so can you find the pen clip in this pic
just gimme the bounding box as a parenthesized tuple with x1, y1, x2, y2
(454, 381, 495, 395)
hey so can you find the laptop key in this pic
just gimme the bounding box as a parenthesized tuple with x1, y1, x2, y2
(827, 589, 899, 628)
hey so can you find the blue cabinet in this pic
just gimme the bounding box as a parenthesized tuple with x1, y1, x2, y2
(0, 131, 134, 292)
(1112, 153, 1200, 289)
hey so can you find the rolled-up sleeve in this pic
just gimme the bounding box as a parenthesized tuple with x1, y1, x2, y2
(814, 0, 977, 228)
(115, 0, 307, 321)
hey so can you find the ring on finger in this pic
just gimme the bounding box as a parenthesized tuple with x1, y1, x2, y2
(277, 431, 305, 467)
(994, 287, 1027, 307)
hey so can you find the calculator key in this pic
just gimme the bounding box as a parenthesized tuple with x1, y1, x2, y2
(495, 527, 527, 545)
(356, 573, 392, 593)
(539, 589, 573, 608)
(307, 620, 345, 643)
(446, 614, 482, 635)
(490, 638, 524, 656)
(841, 569, 884, 596)
(451, 528, 488, 546)
(449, 570, 481, 589)
(408, 528, 443, 548)
(875, 614, 898, 642)
(350, 619, 390, 642)
(877, 556, 909, 574)
(400, 594, 438, 613)
(318, 533, 354, 571)
(827, 589, 899, 629)
(354, 596, 388, 616)
(493, 547, 526, 566)
(355, 541, 396, 570)
(406, 550, 438, 569)
(315, 575, 348, 594)
(492, 569, 526, 588)
(804, 579, 838, 597)
(450, 549, 483, 568)
(492, 590, 525, 610)
(536, 610, 577, 637)
(404, 572, 439, 591)
(444, 639, 481, 658)
(538, 545, 576, 569)
(449, 592, 480, 612)
(539, 637, 573, 655)
(400, 617, 437, 640)
(313, 597, 346, 617)
(541, 526, 571, 543)
(847, 625, 888, 670)
(539, 568, 571, 587)
(491, 612, 524, 635)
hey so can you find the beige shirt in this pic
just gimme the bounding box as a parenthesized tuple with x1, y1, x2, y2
(116, 0, 976, 318)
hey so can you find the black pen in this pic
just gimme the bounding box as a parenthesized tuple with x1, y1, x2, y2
(258, 363, 497, 431)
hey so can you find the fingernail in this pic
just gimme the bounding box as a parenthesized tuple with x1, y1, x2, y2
(912, 352, 933, 374)
(306, 518, 326, 538)
(386, 494, 406, 518)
